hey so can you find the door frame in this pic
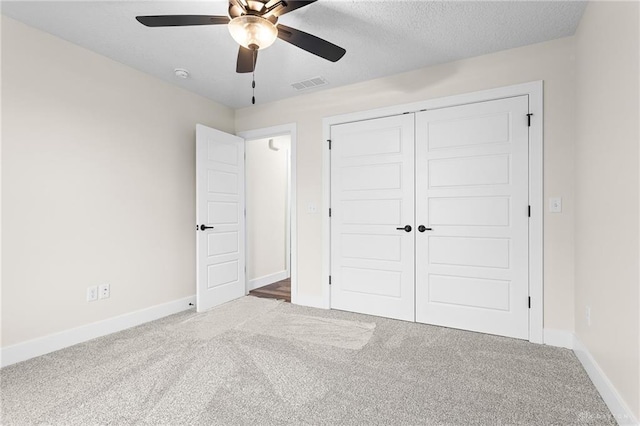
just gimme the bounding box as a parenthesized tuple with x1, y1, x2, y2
(238, 123, 298, 304)
(322, 81, 544, 344)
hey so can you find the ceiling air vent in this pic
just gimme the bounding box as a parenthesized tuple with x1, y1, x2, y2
(291, 76, 328, 91)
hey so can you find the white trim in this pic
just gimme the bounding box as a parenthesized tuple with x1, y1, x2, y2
(247, 270, 289, 291)
(1, 296, 195, 368)
(321, 114, 332, 310)
(285, 139, 292, 277)
(527, 82, 544, 344)
(574, 335, 639, 426)
(237, 123, 298, 305)
(542, 330, 639, 425)
(543, 328, 574, 349)
(322, 81, 545, 342)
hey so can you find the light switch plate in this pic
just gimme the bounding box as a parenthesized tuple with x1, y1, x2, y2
(549, 197, 562, 213)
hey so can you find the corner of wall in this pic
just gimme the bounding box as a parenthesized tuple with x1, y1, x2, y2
(574, 335, 640, 425)
(572, 0, 640, 422)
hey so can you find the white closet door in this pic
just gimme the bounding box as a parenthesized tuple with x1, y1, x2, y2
(415, 96, 530, 339)
(330, 114, 415, 321)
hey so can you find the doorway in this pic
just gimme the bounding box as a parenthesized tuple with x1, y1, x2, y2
(238, 124, 298, 304)
(245, 135, 291, 302)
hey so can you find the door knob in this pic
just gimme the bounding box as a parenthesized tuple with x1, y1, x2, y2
(396, 225, 412, 232)
(199, 224, 214, 231)
(418, 225, 432, 232)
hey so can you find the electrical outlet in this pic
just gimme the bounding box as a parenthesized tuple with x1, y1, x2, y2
(98, 284, 110, 300)
(586, 306, 591, 327)
(86, 286, 98, 302)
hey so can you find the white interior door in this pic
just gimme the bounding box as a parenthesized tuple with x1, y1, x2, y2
(330, 114, 415, 321)
(415, 96, 530, 339)
(196, 124, 245, 312)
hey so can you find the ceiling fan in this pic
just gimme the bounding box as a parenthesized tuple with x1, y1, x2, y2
(135, 0, 346, 75)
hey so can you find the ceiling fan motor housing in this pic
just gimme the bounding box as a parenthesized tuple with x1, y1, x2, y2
(228, 0, 281, 23)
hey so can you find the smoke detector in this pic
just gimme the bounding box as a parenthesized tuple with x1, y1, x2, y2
(174, 68, 190, 79)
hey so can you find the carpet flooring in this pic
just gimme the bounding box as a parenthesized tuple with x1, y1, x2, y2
(1, 296, 614, 425)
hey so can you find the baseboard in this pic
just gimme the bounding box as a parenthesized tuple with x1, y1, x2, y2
(573, 335, 639, 425)
(1, 295, 196, 368)
(247, 270, 289, 291)
(519, 329, 637, 425)
(543, 328, 574, 349)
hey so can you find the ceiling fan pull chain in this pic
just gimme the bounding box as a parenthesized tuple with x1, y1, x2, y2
(251, 48, 256, 104)
(251, 77, 255, 105)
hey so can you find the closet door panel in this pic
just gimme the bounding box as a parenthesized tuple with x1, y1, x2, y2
(415, 96, 530, 339)
(330, 114, 415, 321)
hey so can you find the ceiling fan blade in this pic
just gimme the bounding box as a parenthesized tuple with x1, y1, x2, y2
(135, 15, 229, 27)
(277, 24, 346, 62)
(273, 1, 318, 16)
(236, 46, 257, 73)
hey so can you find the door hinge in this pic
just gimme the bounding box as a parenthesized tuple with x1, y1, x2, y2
(528, 205, 531, 217)
(526, 113, 533, 127)
(528, 297, 531, 309)
(329, 208, 332, 217)
(327, 139, 332, 150)
(329, 275, 332, 285)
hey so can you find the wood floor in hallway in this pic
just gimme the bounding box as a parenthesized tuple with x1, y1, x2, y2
(249, 278, 291, 302)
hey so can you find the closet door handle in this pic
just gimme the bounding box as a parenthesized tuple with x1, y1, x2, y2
(396, 225, 412, 232)
(418, 225, 432, 232)
(199, 224, 215, 231)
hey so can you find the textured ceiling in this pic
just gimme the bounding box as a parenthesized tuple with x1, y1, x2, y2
(1, 1, 586, 108)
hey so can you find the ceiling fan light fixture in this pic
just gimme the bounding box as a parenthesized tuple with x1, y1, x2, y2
(228, 15, 278, 50)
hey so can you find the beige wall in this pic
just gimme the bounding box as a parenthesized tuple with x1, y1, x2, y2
(574, 1, 640, 419)
(245, 135, 289, 281)
(1, 17, 235, 346)
(236, 36, 577, 331)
